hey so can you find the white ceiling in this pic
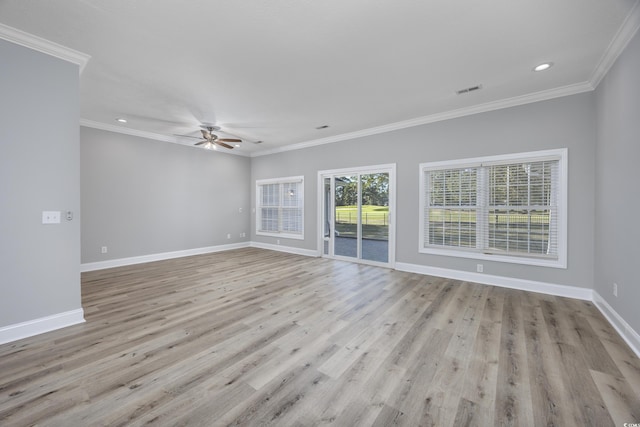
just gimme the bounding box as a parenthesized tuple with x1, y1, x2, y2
(1, 0, 639, 156)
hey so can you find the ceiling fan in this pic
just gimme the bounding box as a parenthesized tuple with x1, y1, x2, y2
(195, 126, 242, 150)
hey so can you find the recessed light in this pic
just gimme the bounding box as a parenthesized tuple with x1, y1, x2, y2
(533, 62, 553, 72)
(116, 118, 127, 123)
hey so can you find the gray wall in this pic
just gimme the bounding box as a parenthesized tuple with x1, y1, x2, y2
(80, 127, 251, 263)
(252, 93, 597, 289)
(595, 30, 640, 333)
(0, 40, 82, 326)
(4, 25, 635, 341)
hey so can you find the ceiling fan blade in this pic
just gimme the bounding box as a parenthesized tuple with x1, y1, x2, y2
(194, 140, 207, 146)
(218, 138, 242, 143)
(216, 141, 234, 149)
(201, 129, 212, 140)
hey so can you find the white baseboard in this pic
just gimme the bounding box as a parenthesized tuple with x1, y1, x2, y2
(74, 247, 640, 360)
(394, 262, 593, 301)
(250, 241, 319, 258)
(80, 242, 251, 272)
(593, 291, 640, 358)
(395, 261, 640, 358)
(0, 308, 85, 345)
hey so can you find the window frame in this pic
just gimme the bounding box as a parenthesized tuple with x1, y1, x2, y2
(418, 148, 568, 268)
(256, 176, 304, 240)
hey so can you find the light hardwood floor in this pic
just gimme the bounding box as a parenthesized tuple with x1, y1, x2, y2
(1, 248, 639, 426)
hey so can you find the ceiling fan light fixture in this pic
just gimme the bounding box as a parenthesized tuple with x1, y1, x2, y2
(192, 125, 241, 150)
(533, 62, 553, 72)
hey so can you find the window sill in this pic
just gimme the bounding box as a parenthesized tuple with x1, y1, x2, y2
(256, 231, 304, 240)
(418, 246, 566, 269)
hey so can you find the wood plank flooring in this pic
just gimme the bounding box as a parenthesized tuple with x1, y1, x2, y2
(1, 247, 639, 426)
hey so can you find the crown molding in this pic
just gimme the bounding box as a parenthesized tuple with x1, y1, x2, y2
(80, 119, 178, 143)
(80, 119, 250, 157)
(251, 81, 593, 157)
(0, 23, 90, 73)
(7, 1, 633, 158)
(590, 0, 640, 88)
(251, 1, 639, 158)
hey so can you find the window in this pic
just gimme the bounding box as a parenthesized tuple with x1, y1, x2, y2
(419, 149, 567, 268)
(256, 176, 304, 239)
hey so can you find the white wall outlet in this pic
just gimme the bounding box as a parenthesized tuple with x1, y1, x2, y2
(227, 233, 231, 239)
(42, 211, 61, 224)
(240, 232, 246, 238)
(277, 239, 280, 245)
(476, 263, 484, 273)
(101, 246, 108, 254)
(239, 207, 243, 213)
(613, 282, 618, 297)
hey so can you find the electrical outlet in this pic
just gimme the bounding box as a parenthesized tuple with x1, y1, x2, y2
(42, 211, 61, 224)
(277, 239, 280, 245)
(476, 263, 483, 273)
(239, 207, 243, 213)
(613, 282, 618, 297)
(101, 246, 108, 254)
(227, 233, 231, 239)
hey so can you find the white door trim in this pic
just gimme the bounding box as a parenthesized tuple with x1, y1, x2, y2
(317, 164, 396, 268)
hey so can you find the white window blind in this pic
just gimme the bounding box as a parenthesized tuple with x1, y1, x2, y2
(260, 183, 280, 232)
(426, 167, 478, 249)
(419, 149, 567, 268)
(256, 177, 304, 239)
(485, 161, 559, 257)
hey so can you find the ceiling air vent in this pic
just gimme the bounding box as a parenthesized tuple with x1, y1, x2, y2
(456, 84, 483, 95)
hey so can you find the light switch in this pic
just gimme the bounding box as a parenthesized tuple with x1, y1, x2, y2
(42, 211, 61, 224)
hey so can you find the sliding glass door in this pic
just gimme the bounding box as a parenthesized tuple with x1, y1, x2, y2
(360, 172, 390, 262)
(320, 165, 394, 267)
(334, 174, 358, 259)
